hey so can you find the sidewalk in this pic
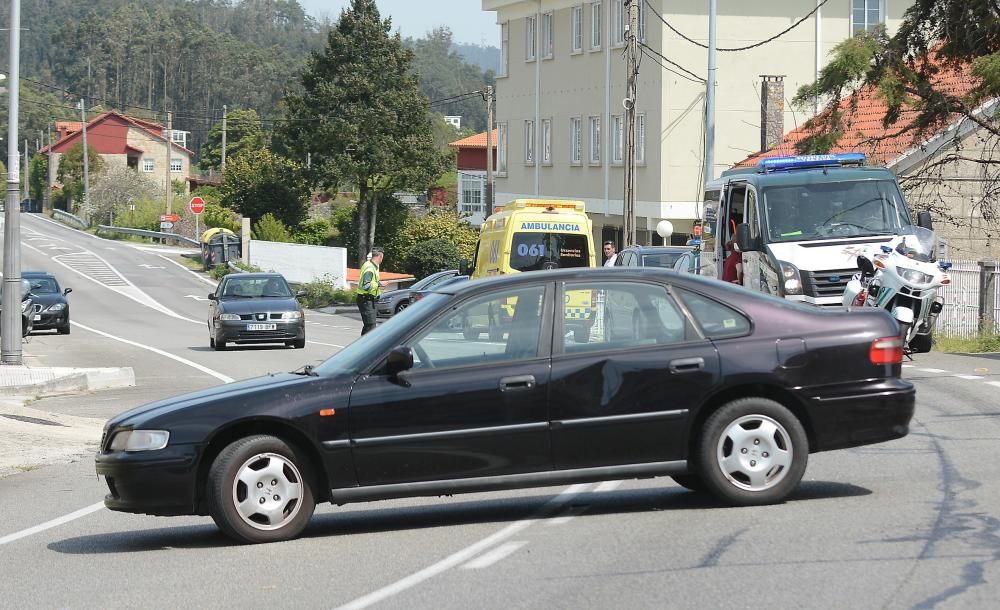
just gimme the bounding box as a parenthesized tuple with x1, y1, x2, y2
(0, 357, 134, 480)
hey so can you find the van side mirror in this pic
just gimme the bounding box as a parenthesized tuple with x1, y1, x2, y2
(386, 346, 414, 380)
(735, 223, 755, 252)
(458, 259, 469, 276)
(917, 210, 933, 230)
(856, 255, 876, 278)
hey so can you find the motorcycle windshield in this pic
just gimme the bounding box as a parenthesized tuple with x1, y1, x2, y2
(895, 225, 935, 262)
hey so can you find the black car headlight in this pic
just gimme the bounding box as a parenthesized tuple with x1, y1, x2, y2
(777, 260, 803, 295)
(46, 303, 66, 313)
(278, 311, 302, 320)
(108, 430, 170, 452)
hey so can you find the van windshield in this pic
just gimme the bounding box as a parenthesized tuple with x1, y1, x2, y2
(510, 233, 590, 271)
(762, 179, 912, 242)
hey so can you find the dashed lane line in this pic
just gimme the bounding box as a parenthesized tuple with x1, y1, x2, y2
(460, 541, 528, 570)
(917, 368, 949, 374)
(955, 375, 984, 380)
(0, 502, 105, 546)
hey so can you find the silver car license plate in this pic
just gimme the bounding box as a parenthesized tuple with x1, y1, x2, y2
(246, 323, 276, 331)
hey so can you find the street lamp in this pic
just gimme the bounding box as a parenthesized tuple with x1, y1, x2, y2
(656, 220, 674, 246)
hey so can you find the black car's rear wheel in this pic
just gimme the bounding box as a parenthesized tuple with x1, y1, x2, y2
(208, 435, 316, 544)
(696, 398, 807, 506)
(395, 300, 409, 314)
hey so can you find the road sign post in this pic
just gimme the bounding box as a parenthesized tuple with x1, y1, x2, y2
(189, 196, 205, 238)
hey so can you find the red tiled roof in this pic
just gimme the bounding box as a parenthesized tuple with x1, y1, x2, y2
(737, 57, 980, 168)
(41, 111, 194, 156)
(449, 129, 498, 149)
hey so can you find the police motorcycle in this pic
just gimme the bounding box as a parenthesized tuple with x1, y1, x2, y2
(842, 225, 950, 353)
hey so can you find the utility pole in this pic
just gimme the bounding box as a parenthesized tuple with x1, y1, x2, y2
(622, 0, 639, 246)
(221, 104, 227, 171)
(2, 0, 22, 363)
(165, 111, 173, 215)
(484, 85, 494, 213)
(44, 123, 52, 213)
(79, 97, 90, 216)
(703, 0, 718, 191)
(23, 139, 28, 200)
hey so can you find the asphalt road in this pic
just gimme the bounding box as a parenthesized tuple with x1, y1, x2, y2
(2, 213, 1000, 608)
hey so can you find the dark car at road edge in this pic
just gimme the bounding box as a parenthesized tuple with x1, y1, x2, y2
(97, 268, 914, 544)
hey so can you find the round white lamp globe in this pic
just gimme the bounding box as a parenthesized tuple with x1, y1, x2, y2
(655, 220, 674, 238)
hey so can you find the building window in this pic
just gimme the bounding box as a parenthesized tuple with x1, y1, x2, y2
(570, 117, 582, 164)
(591, 2, 602, 50)
(636, 113, 646, 164)
(524, 120, 535, 165)
(541, 12, 554, 59)
(611, 0, 625, 47)
(611, 114, 623, 164)
(542, 118, 552, 164)
(500, 22, 509, 76)
(852, 0, 882, 34)
(460, 174, 485, 215)
(571, 6, 584, 53)
(170, 158, 183, 173)
(525, 15, 536, 61)
(588, 116, 601, 164)
(497, 122, 508, 174)
(142, 159, 155, 172)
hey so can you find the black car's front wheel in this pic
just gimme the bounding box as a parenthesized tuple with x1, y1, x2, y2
(395, 300, 409, 314)
(696, 398, 808, 506)
(208, 435, 316, 544)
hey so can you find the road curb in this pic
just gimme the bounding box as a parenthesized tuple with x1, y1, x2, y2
(0, 366, 135, 398)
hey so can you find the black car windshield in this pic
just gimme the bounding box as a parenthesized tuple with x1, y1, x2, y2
(641, 252, 686, 268)
(220, 277, 292, 298)
(27, 278, 59, 294)
(509, 232, 589, 271)
(313, 293, 449, 377)
(762, 180, 912, 242)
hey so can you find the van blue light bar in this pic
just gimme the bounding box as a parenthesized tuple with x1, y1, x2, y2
(759, 153, 866, 172)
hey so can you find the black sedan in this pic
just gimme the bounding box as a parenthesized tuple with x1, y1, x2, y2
(97, 268, 914, 544)
(207, 272, 305, 350)
(376, 269, 459, 317)
(23, 271, 72, 334)
(0, 278, 34, 337)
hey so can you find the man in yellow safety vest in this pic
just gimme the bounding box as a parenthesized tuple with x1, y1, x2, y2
(356, 246, 386, 335)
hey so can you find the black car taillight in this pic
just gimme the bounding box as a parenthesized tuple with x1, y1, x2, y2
(870, 336, 903, 365)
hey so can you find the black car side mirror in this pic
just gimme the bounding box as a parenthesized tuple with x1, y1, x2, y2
(856, 255, 876, 278)
(735, 223, 755, 252)
(208, 293, 218, 301)
(386, 346, 414, 378)
(458, 258, 469, 276)
(917, 210, 933, 230)
(296, 290, 306, 298)
(63, 288, 73, 296)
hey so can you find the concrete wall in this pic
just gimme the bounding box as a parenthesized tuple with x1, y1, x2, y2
(248, 240, 350, 288)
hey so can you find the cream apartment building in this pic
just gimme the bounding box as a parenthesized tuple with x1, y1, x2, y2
(482, 0, 911, 246)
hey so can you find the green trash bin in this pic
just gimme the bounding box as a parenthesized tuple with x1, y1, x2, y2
(200, 228, 241, 270)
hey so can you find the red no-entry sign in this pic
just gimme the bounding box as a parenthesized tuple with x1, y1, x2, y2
(189, 196, 206, 215)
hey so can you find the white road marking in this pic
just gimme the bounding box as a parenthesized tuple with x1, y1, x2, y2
(138, 264, 165, 269)
(955, 375, 984, 380)
(918, 368, 948, 374)
(337, 484, 592, 610)
(307, 340, 346, 348)
(72, 320, 234, 383)
(901, 364, 914, 368)
(986, 381, 1000, 389)
(546, 505, 587, 526)
(0, 502, 105, 546)
(185, 294, 208, 301)
(593, 480, 623, 493)
(154, 253, 218, 287)
(460, 541, 527, 570)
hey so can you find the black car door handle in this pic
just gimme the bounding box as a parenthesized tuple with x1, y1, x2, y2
(499, 375, 536, 392)
(669, 357, 704, 373)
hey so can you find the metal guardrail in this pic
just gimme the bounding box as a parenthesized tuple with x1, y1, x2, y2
(95, 225, 200, 246)
(52, 209, 88, 230)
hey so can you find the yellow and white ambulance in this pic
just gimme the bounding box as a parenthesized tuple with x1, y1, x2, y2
(461, 199, 597, 341)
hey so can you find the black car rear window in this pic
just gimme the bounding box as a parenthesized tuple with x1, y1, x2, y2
(675, 288, 750, 339)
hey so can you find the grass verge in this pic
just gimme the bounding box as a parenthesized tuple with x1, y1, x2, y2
(935, 333, 1000, 353)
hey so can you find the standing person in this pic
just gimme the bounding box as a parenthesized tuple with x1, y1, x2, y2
(356, 247, 386, 335)
(602, 241, 618, 267)
(722, 239, 743, 285)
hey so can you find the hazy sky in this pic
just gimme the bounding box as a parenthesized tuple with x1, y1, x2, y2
(300, 0, 500, 46)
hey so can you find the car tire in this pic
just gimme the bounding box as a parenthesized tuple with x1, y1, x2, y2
(214, 334, 227, 351)
(910, 332, 933, 354)
(395, 300, 409, 314)
(207, 435, 316, 544)
(293, 337, 306, 349)
(210, 335, 216, 348)
(57, 324, 71, 335)
(670, 474, 707, 493)
(696, 398, 808, 506)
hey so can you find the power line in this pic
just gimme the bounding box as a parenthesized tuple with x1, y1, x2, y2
(644, 0, 832, 52)
(638, 43, 704, 82)
(640, 48, 705, 84)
